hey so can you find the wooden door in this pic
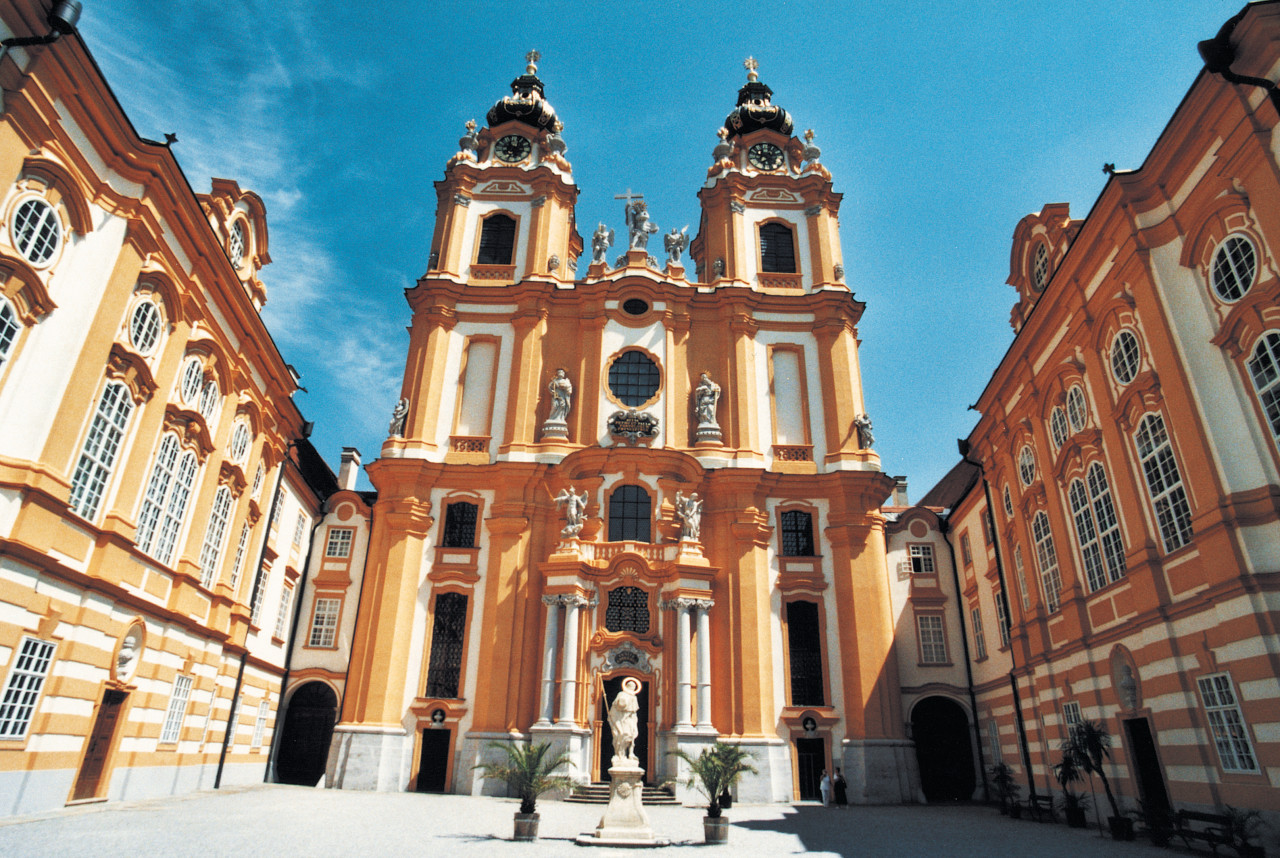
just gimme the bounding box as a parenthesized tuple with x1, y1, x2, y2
(72, 689, 127, 801)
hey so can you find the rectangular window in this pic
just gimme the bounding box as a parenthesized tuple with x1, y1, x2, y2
(987, 719, 1002, 763)
(780, 509, 815, 557)
(981, 512, 993, 546)
(960, 532, 973, 567)
(269, 486, 285, 533)
(909, 543, 935, 574)
(769, 347, 808, 446)
(759, 222, 797, 273)
(250, 566, 270, 626)
(994, 590, 1011, 647)
(917, 614, 948, 664)
(1032, 512, 1062, 614)
(199, 486, 234, 588)
(324, 527, 354, 558)
(785, 600, 825, 706)
(425, 592, 469, 699)
(0, 637, 56, 739)
(274, 584, 294, 640)
(69, 382, 135, 520)
(292, 512, 307, 549)
(454, 339, 498, 437)
(160, 674, 193, 744)
(1197, 673, 1259, 773)
(1062, 701, 1082, 733)
(309, 598, 342, 648)
(1013, 545, 1031, 611)
(1134, 413, 1194, 553)
(251, 700, 269, 749)
(442, 502, 479, 548)
(228, 523, 252, 593)
(970, 606, 987, 660)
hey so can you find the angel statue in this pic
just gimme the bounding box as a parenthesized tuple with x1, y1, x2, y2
(554, 486, 589, 537)
(664, 226, 689, 266)
(591, 222, 614, 264)
(625, 199, 659, 250)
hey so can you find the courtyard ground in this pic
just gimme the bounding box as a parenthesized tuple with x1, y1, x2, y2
(0, 785, 1186, 857)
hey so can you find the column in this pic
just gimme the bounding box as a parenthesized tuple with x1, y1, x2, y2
(535, 596, 560, 726)
(676, 600, 693, 727)
(557, 595, 584, 724)
(695, 600, 714, 729)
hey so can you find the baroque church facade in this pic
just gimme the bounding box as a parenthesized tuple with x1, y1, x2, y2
(314, 55, 916, 803)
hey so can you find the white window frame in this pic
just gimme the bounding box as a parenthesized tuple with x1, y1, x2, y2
(199, 485, 235, 587)
(1066, 385, 1088, 432)
(987, 718, 1003, 763)
(250, 463, 265, 501)
(1013, 544, 1030, 611)
(199, 379, 220, 424)
(1032, 242, 1049, 292)
(128, 298, 162, 356)
(1069, 463, 1126, 592)
(1110, 330, 1141, 385)
(908, 543, 935, 575)
(1134, 412, 1193, 553)
(1033, 511, 1062, 613)
(1197, 672, 1259, 773)
(11, 195, 62, 267)
(1062, 700, 1083, 732)
(993, 591, 1010, 647)
(137, 434, 199, 565)
(69, 381, 135, 520)
(1247, 331, 1280, 451)
(229, 420, 252, 464)
(274, 584, 294, 640)
(228, 522, 252, 594)
(1018, 445, 1036, 487)
(0, 636, 56, 740)
(1049, 406, 1069, 449)
(0, 296, 18, 371)
(291, 512, 307, 549)
(309, 597, 341, 648)
(159, 674, 193, 744)
(1210, 234, 1257, 302)
(916, 614, 948, 664)
(970, 605, 987, 660)
(250, 566, 270, 626)
(251, 699, 269, 748)
(179, 357, 203, 405)
(325, 527, 354, 558)
(1002, 484, 1014, 519)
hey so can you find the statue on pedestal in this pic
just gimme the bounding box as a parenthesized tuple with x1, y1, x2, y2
(675, 491, 703, 542)
(608, 676, 642, 767)
(554, 486, 589, 538)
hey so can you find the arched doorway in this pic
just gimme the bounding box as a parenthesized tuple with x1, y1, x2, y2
(275, 681, 337, 786)
(911, 696, 975, 802)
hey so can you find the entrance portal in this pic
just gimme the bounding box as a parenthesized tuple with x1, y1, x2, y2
(795, 737, 825, 800)
(1123, 717, 1170, 814)
(275, 682, 338, 786)
(72, 689, 127, 801)
(911, 696, 976, 802)
(597, 676, 649, 781)
(416, 728, 452, 792)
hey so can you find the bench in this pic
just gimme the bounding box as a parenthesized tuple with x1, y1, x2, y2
(1026, 794, 1056, 823)
(1173, 809, 1233, 855)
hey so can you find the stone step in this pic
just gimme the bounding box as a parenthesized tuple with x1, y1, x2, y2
(565, 783, 680, 805)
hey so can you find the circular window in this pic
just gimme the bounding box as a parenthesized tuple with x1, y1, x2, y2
(12, 197, 62, 267)
(1049, 407, 1069, 449)
(1066, 385, 1088, 431)
(1032, 243, 1049, 292)
(1211, 234, 1256, 302)
(622, 298, 649, 316)
(607, 350, 660, 406)
(199, 379, 220, 422)
(1110, 330, 1141, 384)
(129, 300, 161, 355)
(230, 421, 252, 463)
(1018, 445, 1036, 487)
(228, 220, 246, 266)
(180, 357, 203, 404)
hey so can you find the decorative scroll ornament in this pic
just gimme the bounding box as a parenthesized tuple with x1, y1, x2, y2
(608, 409, 659, 443)
(602, 641, 653, 673)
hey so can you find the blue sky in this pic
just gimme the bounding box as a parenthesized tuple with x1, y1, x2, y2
(79, 0, 1240, 497)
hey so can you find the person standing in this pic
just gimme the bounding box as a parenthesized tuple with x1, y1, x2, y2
(819, 770, 832, 807)
(834, 767, 848, 808)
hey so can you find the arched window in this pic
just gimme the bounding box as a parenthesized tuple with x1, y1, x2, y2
(1032, 512, 1061, 613)
(179, 357, 203, 405)
(1066, 385, 1088, 432)
(229, 420, 252, 464)
(1018, 445, 1036, 486)
(780, 509, 815, 556)
(1031, 242, 1050, 292)
(136, 433, 200, 564)
(1049, 407, 1068, 449)
(1134, 413, 1193, 552)
(608, 485, 651, 542)
(1247, 331, 1280, 450)
(476, 214, 516, 265)
(228, 220, 247, 266)
(198, 485, 234, 587)
(69, 382, 135, 520)
(0, 297, 18, 370)
(1068, 463, 1125, 592)
(759, 222, 796, 273)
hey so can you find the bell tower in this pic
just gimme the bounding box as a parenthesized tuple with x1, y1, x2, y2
(690, 58, 845, 293)
(427, 51, 582, 286)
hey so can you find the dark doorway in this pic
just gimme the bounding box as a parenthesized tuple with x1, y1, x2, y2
(1124, 717, 1170, 813)
(795, 737, 825, 800)
(416, 728, 452, 792)
(72, 689, 127, 800)
(275, 682, 337, 786)
(911, 696, 976, 802)
(597, 676, 649, 782)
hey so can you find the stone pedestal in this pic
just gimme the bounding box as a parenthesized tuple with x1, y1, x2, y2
(541, 419, 568, 440)
(695, 422, 722, 445)
(576, 764, 669, 847)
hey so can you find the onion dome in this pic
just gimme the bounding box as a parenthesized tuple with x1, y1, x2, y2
(486, 50, 559, 131)
(723, 57, 793, 138)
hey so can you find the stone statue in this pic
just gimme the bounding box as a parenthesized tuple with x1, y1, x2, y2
(625, 199, 659, 250)
(547, 369, 573, 422)
(854, 413, 874, 448)
(663, 226, 688, 265)
(694, 372, 721, 427)
(116, 631, 139, 678)
(389, 398, 409, 437)
(591, 223, 614, 264)
(554, 486, 589, 537)
(608, 676, 642, 766)
(675, 491, 703, 542)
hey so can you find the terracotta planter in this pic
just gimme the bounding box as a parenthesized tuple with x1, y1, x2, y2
(703, 815, 729, 844)
(1108, 815, 1134, 841)
(513, 812, 540, 842)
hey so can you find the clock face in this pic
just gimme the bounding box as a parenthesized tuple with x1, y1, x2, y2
(493, 135, 531, 163)
(748, 142, 784, 171)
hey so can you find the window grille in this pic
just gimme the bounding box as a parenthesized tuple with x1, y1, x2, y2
(988, 719, 1002, 763)
(1003, 485, 1014, 518)
(250, 566, 270, 626)
(1032, 243, 1049, 291)
(69, 382, 134, 520)
(442, 502, 478, 548)
(760, 222, 796, 273)
(180, 357, 203, 404)
(476, 214, 516, 265)
(608, 485, 651, 542)
(199, 379, 220, 423)
(230, 421, 252, 463)
(1062, 701, 1082, 731)
(780, 510, 815, 556)
(228, 523, 251, 592)
(251, 700, 269, 748)
(960, 532, 973, 567)
(425, 592, 468, 699)
(607, 350, 660, 406)
(0, 637, 56, 739)
(1018, 445, 1036, 486)
(994, 592, 1010, 647)
(228, 220, 246, 265)
(786, 600, 824, 705)
(1070, 464, 1126, 592)
(605, 586, 650, 633)
(1013, 545, 1030, 611)
(274, 585, 293, 639)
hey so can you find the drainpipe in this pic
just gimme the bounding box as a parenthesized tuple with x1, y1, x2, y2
(937, 514, 989, 802)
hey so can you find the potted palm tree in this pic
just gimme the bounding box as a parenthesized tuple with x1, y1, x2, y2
(473, 740, 573, 842)
(1051, 750, 1089, 828)
(670, 742, 757, 844)
(989, 762, 1021, 817)
(1066, 720, 1131, 840)
(1224, 805, 1266, 858)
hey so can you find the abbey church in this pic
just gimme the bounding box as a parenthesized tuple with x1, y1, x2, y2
(2, 0, 1279, 822)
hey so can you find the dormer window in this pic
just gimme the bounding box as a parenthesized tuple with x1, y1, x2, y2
(228, 220, 246, 266)
(477, 214, 516, 265)
(1032, 243, 1049, 292)
(760, 222, 796, 273)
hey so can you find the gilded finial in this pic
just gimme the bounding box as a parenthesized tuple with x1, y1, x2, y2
(466, 119, 476, 133)
(526, 49, 541, 75)
(717, 127, 728, 141)
(744, 56, 759, 82)
(805, 129, 814, 143)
